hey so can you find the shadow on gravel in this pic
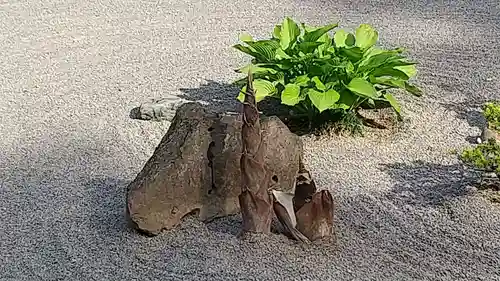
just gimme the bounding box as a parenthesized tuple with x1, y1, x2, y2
(178, 80, 292, 117)
(84, 177, 134, 239)
(205, 215, 242, 236)
(440, 99, 489, 129)
(178, 80, 241, 113)
(380, 161, 479, 207)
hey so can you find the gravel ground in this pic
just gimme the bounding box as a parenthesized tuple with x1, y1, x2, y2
(1, 0, 500, 280)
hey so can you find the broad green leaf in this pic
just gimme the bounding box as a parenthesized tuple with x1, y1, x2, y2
(301, 23, 316, 32)
(358, 53, 402, 73)
(236, 79, 277, 103)
(281, 83, 303, 106)
(280, 17, 300, 50)
(346, 61, 355, 74)
(325, 81, 339, 89)
(370, 76, 406, 89)
(384, 93, 401, 114)
(233, 44, 266, 61)
(334, 29, 348, 47)
(293, 75, 310, 86)
(371, 67, 410, 79)
(253, 79, 277, 99)
(239, 32, 253, 42)
(346, 33, 356, 47)
(297, 41, 324, 53)
(337, 90, 356, 109)
(275, 48, 292, 59)
(362, 46, 385, 59)
(308, 88, 340, 112)
(358, 51, 416, 73)
(346, 78, 378, 98)
(273, 25, 282, 39)
(312, 76, 326, 90)
(303, 23, 339, 42)
(340, 47, 364, 62)
(355, 24, 378, 50)
(317, 33, 332, 56)
(246, 40, 280, 61)
(272, 71, 286, 85)
(237, 64, 278, 75)
(394, 64, 417, 78)
(363, 47, 405, 61)
(381, 60, 417, 70)
(405, 82, 423, 96)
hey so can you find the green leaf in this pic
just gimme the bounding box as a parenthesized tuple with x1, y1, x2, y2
(293, 75, 310, 86)
(358, 52, 397, 70)
(394, 64, 417, 78)
(275, 48, 292, 60)
(325, 81, 339, 89)
(308, 88, 340, 112)
(405, 82, 422, 97)
(246, 40, 280, 61)
(384, 93, 401, 114)
(346, 61, 355, 74)
(371, 67, 410, 80)
(273, 25, 282, 39)
(340, 47, 364, 62)
(363, 47, 404, 61)
(370, 76, 406, 89)
(355, 24, 378, 50)
(281, 83, 303, 106)
(273, 71, 286, 85)
(236, 79, 277, 103)
(233, 44, 266, 61)
(337, 90, 356, 109)
(297, 41, 324, 53)
(301, 23, 315, 32)
(312, 76, 326, 90)
(334, 29, 348, 48)
(317, 33, 332, 56)
(280, 17, 300, 50)
(345, 33, 356, 47)
(239, 32, 253, 42)
(346, 78, 378, 98)
(237, 64, 278, 75)
(303, 23, 339, 42)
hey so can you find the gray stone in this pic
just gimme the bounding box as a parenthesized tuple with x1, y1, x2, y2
(126, 102, 303, 236)
(133, 97, 189, 121)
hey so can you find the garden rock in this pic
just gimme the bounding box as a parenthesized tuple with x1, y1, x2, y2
(132, 97, 189, 121)
(126, 102, 303, 236)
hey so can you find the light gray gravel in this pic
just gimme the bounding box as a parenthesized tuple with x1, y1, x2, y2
(1, 0, 500, 280)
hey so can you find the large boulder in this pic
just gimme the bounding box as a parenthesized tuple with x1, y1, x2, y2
(126, 102, 303, 236)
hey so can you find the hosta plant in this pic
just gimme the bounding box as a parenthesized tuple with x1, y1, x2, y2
(232, 17, 422, 132)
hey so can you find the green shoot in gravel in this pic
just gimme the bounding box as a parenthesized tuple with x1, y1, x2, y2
(483, 101, 500, 131)
(460, 101, 500, 180)
(461, 139, 500, 174)
(232, 17, 422, 132)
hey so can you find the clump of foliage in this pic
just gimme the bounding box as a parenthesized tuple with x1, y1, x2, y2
(483, 101, 500, 131)
(461, 139, 500, 174)
(460, 101, 500, 197)
(232, 17, 422, 132)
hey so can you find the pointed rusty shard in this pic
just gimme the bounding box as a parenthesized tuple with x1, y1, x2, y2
(295, 190, 334, 241)
(238, 69, 274, 233)
(272, 190, 310, 243)
(293, 160, 317, 213)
